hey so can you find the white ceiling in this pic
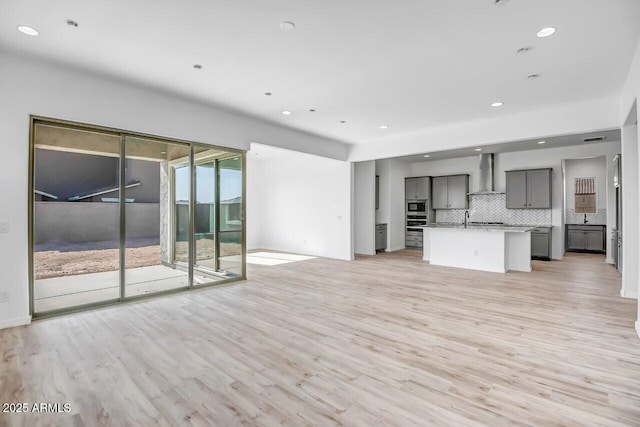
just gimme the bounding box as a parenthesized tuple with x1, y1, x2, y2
(1, 0, 639, 146)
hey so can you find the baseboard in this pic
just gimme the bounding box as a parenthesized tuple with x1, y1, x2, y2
(605, 258, 614, 264)
(636, 321, 640, 339)
(620, 288, 639, 299)
(386, 246, 406, 252)
(0, 315, 32, 330)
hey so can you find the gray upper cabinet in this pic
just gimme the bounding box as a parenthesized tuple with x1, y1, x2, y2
(527, 169, 552, 208)
(447, 175, 468, 209)
(506, 168, 551, 209)
(431, 177, 448, 209)
(432, 175, 468, 209)
(405, 177, 430, 200)
(505, 170, 527, 209)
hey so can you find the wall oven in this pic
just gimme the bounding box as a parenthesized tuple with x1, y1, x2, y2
(407, 199, 427, 215)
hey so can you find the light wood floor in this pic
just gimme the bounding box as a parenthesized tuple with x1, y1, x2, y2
(1, 251, 639, 426)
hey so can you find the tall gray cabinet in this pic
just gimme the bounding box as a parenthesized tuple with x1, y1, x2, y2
(506, 169, 552, 209)
(432, 175, 469, 209)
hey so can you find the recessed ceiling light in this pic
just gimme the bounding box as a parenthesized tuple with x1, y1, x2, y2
(264, 92, 272, 96)
(280, 21, 296, 32)
(537, 140, 546, 145)
(516, 47, 532, 54)
(536, 27, 556, 38)
(379, 125, 388, 130)
(475, 148, 482, 152)
(527, 74, 540, 80)
(491, 102, 504, 107)
(423, 154, 430, 158)
(66, 19, 79, 27)
(17, 25, 39, 36)
(193, 64, 203, 70)
(282, 110, 292, 115)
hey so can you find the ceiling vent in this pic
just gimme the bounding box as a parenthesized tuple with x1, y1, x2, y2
(583, 136, 606, 142)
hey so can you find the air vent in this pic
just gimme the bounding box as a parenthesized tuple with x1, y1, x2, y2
(583, 136, 606, 143)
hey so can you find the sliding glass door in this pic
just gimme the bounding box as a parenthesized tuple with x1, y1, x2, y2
(191, 148, 245, 285)
(30, 117, 246, 317)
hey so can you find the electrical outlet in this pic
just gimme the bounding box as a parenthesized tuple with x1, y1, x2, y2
(0, 292, 9, 303)
(473, 250, 479, 257)
(0, 221, 9, 234)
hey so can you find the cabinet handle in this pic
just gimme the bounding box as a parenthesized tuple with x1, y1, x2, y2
(523, 204, 527, 207)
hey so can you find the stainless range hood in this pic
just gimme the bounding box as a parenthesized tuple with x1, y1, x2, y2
(468, 153, 504, 195)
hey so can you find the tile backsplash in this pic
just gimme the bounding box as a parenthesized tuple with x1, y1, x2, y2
(565, 208, 606, 225)
(435, 193, 552, 226)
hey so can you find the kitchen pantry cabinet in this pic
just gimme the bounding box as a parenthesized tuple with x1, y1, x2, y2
(566, 225, 605, 253)
(432, 175, 469, 209)
(505, 169, 552, 209)
(405, 177, 430, 200)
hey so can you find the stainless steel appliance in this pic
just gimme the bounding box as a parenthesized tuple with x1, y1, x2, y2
(405, 201, 428, 248)
(407, 199, 427, 214)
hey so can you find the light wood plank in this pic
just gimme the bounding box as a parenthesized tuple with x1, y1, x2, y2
(1, 251, 639, 426)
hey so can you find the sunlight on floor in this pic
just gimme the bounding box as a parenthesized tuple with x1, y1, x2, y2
(247, 252, 316, 266)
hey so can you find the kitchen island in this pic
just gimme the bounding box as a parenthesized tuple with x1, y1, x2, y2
(421, 224, 534, 273)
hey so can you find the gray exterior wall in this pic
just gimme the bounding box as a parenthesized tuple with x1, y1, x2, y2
(34, 202, 160, 245)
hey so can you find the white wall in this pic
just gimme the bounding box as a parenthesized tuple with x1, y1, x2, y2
(619, 36, 640, 337)
(564, 157, 607, 212)
(621, 121, 639, 299)
(246, 144, 352, 260)
(354, 161, 376, 255)
(408, 142, 620, 260)
(0, 53, 350, 329)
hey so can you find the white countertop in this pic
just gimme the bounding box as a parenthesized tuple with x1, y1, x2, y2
(419, 223, 535, 232)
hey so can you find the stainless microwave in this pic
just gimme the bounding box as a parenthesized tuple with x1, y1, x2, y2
(407, 200, 427, 214)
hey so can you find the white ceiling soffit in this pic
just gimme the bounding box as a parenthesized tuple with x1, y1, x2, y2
(395, 129, 621, 163)
(1, 0, 639, 146)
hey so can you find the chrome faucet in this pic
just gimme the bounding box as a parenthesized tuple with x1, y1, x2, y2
(464, 210, 470, 228)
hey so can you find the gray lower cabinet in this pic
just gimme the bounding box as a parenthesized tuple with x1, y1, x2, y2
(531, 227, 551, 260)
(375, 224, 387, 252)
(506, 169, 552, 209)
(432, 175, 468, 209)
(566, 225, 605, 253)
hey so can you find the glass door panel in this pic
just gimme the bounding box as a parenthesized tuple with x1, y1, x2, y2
(193, 159, 219, 284)
(33, 123, 121, 313)
(123, 137, 190, 297)
(173, 164, 190, 263)
(218, 156, 243, 277)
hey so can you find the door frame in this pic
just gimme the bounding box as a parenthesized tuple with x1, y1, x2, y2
(28, 115, 247, 319)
